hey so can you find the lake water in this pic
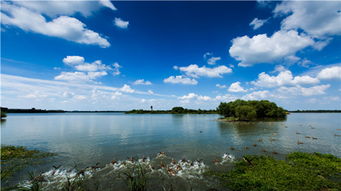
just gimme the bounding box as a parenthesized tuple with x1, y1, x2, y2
(1, 112, 341, 184)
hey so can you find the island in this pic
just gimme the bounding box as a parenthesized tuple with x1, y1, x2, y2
(217, 99, 287, 121)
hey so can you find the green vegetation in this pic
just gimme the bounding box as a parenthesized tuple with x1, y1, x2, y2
(1, 145, 56, 181)
(217, 99, 287, 121)
(210, 152, 341, 191)
(126, 107, 217, 114)
(1, 107, 7, 118)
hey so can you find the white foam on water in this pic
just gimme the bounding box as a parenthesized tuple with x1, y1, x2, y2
(19, 153, 235, 190)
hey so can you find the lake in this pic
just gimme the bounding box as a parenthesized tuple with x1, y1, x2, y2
(1, 112, 340, 185)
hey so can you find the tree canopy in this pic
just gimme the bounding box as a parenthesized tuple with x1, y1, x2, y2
(217, 100, 287, 121)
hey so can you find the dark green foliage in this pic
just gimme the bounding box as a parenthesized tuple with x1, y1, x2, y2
(171, 107, 186, 114)
(211, 152, 341, 191)
(217, 100, 287, 121)
(126, 107, 217, 114)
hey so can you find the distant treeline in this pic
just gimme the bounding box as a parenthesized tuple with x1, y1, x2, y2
(1, 107, 65, 113)
(289, 110, 341, 113)
(126, 107, 217, 114)
(0, 107, 124, 113)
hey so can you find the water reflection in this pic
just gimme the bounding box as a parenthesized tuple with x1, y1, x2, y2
(1, 113, 340, 168)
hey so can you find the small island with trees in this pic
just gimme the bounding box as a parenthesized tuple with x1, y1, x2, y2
(217, 99, 287, 121)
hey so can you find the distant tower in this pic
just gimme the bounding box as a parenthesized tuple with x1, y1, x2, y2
(150, 106, 153, 111)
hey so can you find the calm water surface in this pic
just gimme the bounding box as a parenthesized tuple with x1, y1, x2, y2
(1, 113, 340, 168)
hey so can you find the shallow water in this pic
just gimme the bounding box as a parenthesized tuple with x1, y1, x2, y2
(1, 112, 341, 185)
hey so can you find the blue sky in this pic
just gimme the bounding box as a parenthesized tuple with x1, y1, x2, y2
(1, 1, 341, 110)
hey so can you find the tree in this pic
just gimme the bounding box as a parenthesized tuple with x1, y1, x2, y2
(217, 100, 286, 121)
(171, 107, 185, 113)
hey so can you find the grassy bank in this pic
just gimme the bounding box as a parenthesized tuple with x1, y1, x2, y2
(209, 152, 341, 191)
(1, 147, 340, 191)
(1, 145, 56, 182)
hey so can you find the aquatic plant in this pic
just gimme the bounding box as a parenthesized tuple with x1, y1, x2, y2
(1, 145, 55, 182)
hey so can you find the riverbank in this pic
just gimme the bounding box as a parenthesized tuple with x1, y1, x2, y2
(1, 145, 56, 186)
(2, 146, 340, 191)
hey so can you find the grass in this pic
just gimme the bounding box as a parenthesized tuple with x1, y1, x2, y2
(1, 145, 56, 181)
(208, 152, 341, 191)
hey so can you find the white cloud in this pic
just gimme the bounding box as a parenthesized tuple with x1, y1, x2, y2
(242, 90, 270, 100)
(114, 17, 129, 29)
(112, 62, 121, 75)
(120, 84, 135, 93)
(1, 2, 110, 48)
(63, 56, 85, 66)
(216, 84, 227, 89)
(228, 82, 247, 92)
(11, 0, 116, 17)
(274, 1, 341, 38)
(203, 52, 212, 59)
(163, 75, 198, 85)
(54, 71, 107, 81)
(252, 69, 319, 88)
(249, 18, 267, 30)
(133, 79, 152, 85)
(317, 66, 341, 80)
(278, 84, 330, 96)
(177, 64, 232, 78)
(179, 93, 211, 102)
(74, 60, 108, 72)
(229, 30, 314, 67)
(214, 94, 237, 102)
(207, 57, 221, 65)
(74, 95, 87, 100)
(99, 0, 117, 11)
(56, 56, 120, 82)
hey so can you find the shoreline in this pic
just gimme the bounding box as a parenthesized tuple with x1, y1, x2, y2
(2, 147, 340, 191)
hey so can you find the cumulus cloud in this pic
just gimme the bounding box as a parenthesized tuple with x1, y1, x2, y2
(179, 93, 211, 102)
(1, 2, 110, 48)
(177, 64, 232, 78)
(228, 82, 247, 92)
(63, 56, 85, 66)
(242, 90, 270, 100)
(114, 17, 129, 29)
(133, 79, 152, 85)
(278, 84, 330, 96)
(163, 75, 198, 85)
(249, 18, 267, 30)
(317, 66, 341, 80)
(274, 1, 341, 38)
(120, 84, 135, 93)
(229, 30, 314, 67)
(252, 69, 319, 88)
(55, 56, 120, 82)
